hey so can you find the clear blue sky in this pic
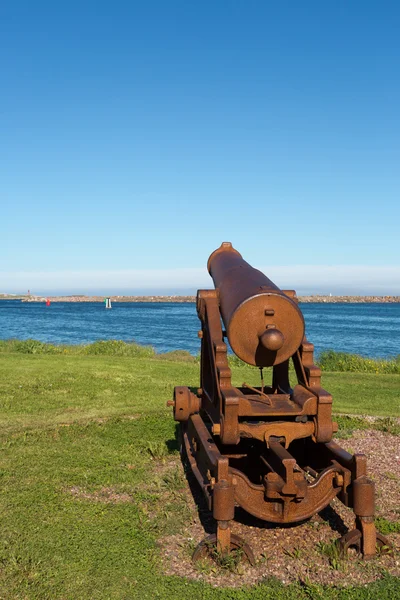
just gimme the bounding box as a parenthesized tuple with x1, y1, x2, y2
(1, 1, 399, 294)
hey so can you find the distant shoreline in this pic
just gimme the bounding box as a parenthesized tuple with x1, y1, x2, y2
(1, 294, 400, 303)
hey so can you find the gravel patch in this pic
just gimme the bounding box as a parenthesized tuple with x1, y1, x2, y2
(159, 429, 400, 588)
(337, 430, 400, 521)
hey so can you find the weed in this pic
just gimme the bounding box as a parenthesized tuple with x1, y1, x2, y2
(194, 558, 218, 575)
(375, 517, 400, 535)
(194, 539, 247, 573)
(284, 547, 302, 559)
(185, 537, 197, 557)
(384, 471, 399, 481)
(146, 441, 170, 459)
(162, 466, 185, 490)
(317, 541, 343, 570)
(334, 415, 400, 439)
(375, 417, 400, 436)
(308, 520, 322, 530)
(300, 577, 325, 599)
(209, 544, 244, 573)
(377, 544, 394, 557)
(258, 551, 268, 565)
(334, 415, 369, 438)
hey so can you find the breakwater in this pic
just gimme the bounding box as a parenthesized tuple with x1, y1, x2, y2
(8, 294, 400, 303)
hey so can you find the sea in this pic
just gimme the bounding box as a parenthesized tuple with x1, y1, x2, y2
(0, 300, 399, 358)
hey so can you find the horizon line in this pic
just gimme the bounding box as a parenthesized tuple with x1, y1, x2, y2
(1, 264, 400, 296)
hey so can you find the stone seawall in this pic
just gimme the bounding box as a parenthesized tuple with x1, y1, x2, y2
(9, 294, 400, 303)
(299, 295, 400, 303)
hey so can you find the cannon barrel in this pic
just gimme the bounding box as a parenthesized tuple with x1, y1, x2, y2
(207, 242, 305, 367)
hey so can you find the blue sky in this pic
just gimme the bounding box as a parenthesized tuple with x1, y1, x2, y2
(1, 1, 399, 295)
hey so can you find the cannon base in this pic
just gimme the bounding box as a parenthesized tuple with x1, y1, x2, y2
(182, 414, 392, 564)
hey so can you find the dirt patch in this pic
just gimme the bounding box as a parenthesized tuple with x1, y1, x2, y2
(122, 414, 141, 420)
(69, 486, 133, 503)
(151, 457, 183, 477)
(57, 413, 141, 429)
(351, 415, 400, 425)
(159, 429, 400, 588)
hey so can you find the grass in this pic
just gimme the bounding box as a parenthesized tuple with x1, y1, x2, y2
(316, 541, 343, 571)
(318, 350, 400, 374)
(375, 518, 400, 535)
(3, 339, 400, 372)
(0, 342, 399, 599)
(335, 415, 400, 438)
(0, 338, 157, 357)
(196, 543, 245, 574)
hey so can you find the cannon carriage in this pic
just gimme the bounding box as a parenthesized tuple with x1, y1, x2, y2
(169, 242, 390, 563)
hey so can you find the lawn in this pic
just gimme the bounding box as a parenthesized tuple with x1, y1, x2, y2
(0, 348, 399, 599)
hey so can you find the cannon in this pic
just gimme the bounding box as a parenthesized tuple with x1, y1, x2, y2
(169, 242, 391, 564)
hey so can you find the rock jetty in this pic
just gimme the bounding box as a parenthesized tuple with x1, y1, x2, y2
(298, 295, 400, 303)
(11, 294, 400, 303)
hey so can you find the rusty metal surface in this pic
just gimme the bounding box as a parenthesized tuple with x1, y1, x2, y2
(170, 243, 391, 563)
(168, 386, 200, 422)
(207, 242, 305, 367)
(339, 519, 392, 559)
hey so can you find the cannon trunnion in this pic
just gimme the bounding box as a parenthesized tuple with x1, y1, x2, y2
(169, 243, 391, 564)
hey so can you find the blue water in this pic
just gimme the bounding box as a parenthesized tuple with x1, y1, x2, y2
(0, 300, 399, 358)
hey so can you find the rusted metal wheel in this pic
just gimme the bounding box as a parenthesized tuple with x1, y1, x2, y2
(192, 533, 256, 566)
(338, 529, 392, 558)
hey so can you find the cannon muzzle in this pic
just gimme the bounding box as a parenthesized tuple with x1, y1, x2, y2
(207, 242, 305, 367)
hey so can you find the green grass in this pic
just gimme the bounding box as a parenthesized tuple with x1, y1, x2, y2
(321, 372, 400, 416)
(318, 350, 400, 374)
(375, 518, 400, 535)
(335, 415, 400, 438)
(4, 340, 400, 374)
(0, 353, 200, 433)
(316, 541, 343, 571)
(0, 338, 157, 357)
(0, 344, 399, 599)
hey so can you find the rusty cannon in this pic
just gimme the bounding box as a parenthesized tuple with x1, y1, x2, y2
(169, 242, 391, 564)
